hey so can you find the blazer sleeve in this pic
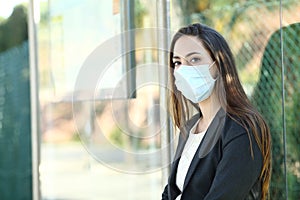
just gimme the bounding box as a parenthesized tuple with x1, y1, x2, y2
(203, 131, 263, 200)
(161, 185, 169, 200)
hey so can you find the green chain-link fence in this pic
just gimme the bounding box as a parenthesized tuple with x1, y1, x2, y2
(252, 22, 300, 200)
(0, 41, 32, 200)
(0, 4, 31, 199)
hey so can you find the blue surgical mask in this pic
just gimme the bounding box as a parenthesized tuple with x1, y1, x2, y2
(174, 62, 216, 103)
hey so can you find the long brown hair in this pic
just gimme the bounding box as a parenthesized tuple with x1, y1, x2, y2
(169, 23, 271, 199)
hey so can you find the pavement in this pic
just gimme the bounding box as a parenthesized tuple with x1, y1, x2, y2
(40, 142, 163, 200)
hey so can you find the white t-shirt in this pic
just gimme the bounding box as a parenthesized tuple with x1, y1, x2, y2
(175, 119, 205, 200)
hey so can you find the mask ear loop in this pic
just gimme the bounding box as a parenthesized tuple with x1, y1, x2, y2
(208, 61, 220, 81)
(208, 61, 216, 69)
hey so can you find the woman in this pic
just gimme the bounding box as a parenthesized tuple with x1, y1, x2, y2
(162, 23, 271, 200)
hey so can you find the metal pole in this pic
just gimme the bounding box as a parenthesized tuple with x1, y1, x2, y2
(121, 0, 136, 98)
(156, 0, 173, 187)
(279, 0, 288, 199)
(28, 0, 41, 199)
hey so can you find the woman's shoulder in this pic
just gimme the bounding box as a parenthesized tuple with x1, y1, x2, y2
(222, 113, 253, 143)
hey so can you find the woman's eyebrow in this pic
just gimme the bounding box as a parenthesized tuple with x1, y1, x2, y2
(172, 52, 202, 59)
(185, 52, 202, 57)
(172, 55, 180, 59)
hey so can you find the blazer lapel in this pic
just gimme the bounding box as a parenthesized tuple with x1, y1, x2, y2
(169, 114, 201, 199)
(173, 113, 201, 161)
(168, 134, 188, 199)
(168, 158, 181, 199)
(182, 108, 226, 190)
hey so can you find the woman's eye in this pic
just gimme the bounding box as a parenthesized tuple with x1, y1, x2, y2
(190, 57, 201, 63)
(173, 61, 181, 66)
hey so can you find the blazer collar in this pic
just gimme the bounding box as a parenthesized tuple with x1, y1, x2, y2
(181, 108, 226, 191)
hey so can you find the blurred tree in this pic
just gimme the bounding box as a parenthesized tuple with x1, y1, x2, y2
(175, 0, 211, 24)
(134, 0, 147, 28)
(173, 0, 299, 73)
(0, 5, 28, 53)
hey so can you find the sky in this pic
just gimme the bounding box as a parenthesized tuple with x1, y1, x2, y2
(0, 0, 27, 18)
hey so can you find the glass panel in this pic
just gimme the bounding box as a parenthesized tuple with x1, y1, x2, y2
(39, 0, 164, 199)
(40, 0, 128, 100)
(170, 0, 300, 199)
(0, 1, 31, 199)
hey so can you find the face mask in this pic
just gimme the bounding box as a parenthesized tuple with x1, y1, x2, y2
(174, 62, 216, 103)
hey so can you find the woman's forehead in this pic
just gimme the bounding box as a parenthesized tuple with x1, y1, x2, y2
(173, 35, 208, 57)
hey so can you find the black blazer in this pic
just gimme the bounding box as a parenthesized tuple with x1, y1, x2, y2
(162, 109, 263, 200)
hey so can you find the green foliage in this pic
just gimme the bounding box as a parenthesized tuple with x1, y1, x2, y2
(134, 0, 147, 28)
(71, 132, 82, 142)
(39, 1, 49, 26)
(0, 5, 28, 53)
(109, 126, 124, 147)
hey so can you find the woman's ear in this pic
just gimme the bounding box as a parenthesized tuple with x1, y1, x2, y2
(210, 62, 219, 79)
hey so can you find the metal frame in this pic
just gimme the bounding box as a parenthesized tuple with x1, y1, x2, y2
(28, 0, 41, 199)
(156, 0, 174, 187)
(121, 0, 137, 98)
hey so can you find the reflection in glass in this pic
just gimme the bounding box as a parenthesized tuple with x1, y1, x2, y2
(39, 0, 163, 199)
